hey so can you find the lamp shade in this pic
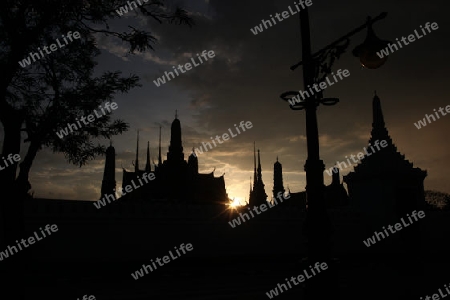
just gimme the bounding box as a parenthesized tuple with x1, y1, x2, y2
(352, 23, 391, 69)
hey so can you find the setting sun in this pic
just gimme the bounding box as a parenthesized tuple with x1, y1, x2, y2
(228, 197, 243, 208)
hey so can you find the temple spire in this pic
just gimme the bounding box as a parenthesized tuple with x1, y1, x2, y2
(101, 141, 116, 199)
(145, 141, 151, 172)
(134, 130, 139, 172)
(372, 91, 385, 130)
(249, 176, 252, 204)
(253, 142, 257, 186)
(257, 149, 262, 181)
(273, 156, 285, 199)
(167, 113, 184, 161)
(249, 148, 267, 206)
(370, 92, 391, 145)
(158, 126, 162, 166)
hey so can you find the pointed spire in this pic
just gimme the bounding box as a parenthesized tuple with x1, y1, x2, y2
(257, 149, 264, 185)
(175, 110, 178, 119)
(145, 141, 151, 172)
(249, 176, 253, 205)
(135, 130, 139, 173)
(257, 149, 262, 177)
(101, 138, 116, 199)
(168, 112, 184, 161)
(158, 126, 162, 166)
(369, 92, 391, 146)
(253, 142, 257, 186)
(372, 91, 385, 130)
(273, 155, 284, 199)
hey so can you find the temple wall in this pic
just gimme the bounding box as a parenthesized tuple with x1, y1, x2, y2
(20, 199, 446, 263)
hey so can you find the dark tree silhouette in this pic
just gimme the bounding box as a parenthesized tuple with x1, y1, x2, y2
(0, 0, 194, 244)
(14, 31, 139, 196)
(0, 0, 194, 191)
(425, 190, 450, 210)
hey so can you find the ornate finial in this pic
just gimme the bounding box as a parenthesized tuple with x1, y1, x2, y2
(373, 90, 380, 100)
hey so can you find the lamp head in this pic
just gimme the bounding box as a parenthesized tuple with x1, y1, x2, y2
(352, 21, 390, 69)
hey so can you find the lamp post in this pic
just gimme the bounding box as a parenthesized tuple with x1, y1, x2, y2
(281, 7, 389, 300)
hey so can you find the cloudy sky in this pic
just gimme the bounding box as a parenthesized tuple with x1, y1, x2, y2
(11, 0, 449, 203)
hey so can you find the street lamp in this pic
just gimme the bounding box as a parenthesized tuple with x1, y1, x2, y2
(353, 18, 391, 69)
(281, 8, 389, 300)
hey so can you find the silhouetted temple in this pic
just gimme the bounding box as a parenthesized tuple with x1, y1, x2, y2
(344, 93, 427, 222)
(324, 166, 350, 208)
(246, 145, 349, 208)
(101, 113, 229, 204)
(249, 143, 268, 207)
(272, 156, 285, 198)
(100, 141, 116, 198)
(271, 158, 348, 208)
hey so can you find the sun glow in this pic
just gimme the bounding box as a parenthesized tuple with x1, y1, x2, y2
(228, 197, 243, 208)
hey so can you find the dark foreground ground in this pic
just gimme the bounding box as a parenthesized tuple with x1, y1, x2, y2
(2, 254, 447, 300)
(1, 199, 448, 299)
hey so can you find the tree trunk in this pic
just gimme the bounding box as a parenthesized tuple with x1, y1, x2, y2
(0, 109, 23, 187)
(0, 104, 25, 248)
(16, 138, 41, 195)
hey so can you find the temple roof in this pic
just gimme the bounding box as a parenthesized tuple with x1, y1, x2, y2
(344, 93, 426, 181)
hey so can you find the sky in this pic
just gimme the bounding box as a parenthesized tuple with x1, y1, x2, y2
(7, 0, 449, 203)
